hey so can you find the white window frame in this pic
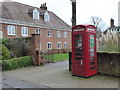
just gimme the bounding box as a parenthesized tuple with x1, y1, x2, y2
(64, 32, 67, 38)
(33, 8, 40, 20)
(57, 42, 62, 49)
(64, 42, 67, 49)
(47, 30, 52, 37)
(21, 27, 28, 36)
(7, 25, 15, 35)
(0, 31, 3, 38)
(35, 28, 40, 34)
(47, 42, 52, 50)
(57, 31, 61, 37)
(44, 12, 50, 21)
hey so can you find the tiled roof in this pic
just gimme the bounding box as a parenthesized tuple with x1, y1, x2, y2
(0, 0, 71, 30)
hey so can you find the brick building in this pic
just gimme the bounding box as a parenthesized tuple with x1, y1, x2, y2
(0, 1, 72, 51)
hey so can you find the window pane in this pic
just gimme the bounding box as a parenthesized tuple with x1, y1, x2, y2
(22, 27, 28, 36)
(33, 9, 39, 20)
(7, 25, 15, 35)
(57, 42, 61, 49)
(64, 42, 67, 49)
(35, 28, 40, 34)
(44, 12, 50, 21)
(64, 32, 67, 38)
(47, 30, 51, 37)
(48, 42, 52, 50)
(57, 31, 61, 37)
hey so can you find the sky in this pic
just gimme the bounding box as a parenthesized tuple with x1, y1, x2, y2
(0, 0, 120, 30)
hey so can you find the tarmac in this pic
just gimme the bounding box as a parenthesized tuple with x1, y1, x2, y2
(2, 60, 119, 88)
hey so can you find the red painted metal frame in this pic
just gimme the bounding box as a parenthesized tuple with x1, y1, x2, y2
(72, 24, 97, 77)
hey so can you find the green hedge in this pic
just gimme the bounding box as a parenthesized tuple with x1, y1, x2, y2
(2, 56, 33, 71)
(0, 44, 11, 60)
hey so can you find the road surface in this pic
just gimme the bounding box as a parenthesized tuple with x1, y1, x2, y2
(2, 60, 119, 88)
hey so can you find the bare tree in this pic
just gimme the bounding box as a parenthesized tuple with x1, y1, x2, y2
(89, 16, 106, 38)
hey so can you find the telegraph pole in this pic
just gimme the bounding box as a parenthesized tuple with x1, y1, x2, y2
(70, 0, 76, 27)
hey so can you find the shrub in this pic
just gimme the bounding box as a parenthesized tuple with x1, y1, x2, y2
(0, 38, 9, 44)
(2, 60, 12, 70)
(0, 44, 11, 60)
(97, 31, 120, 52)
(2, 56, 33, 71)
(4, 38, 32, 57)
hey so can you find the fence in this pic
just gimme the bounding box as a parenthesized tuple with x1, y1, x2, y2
(42, 51, 54, 63)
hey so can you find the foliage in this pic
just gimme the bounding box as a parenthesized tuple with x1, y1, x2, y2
(0, 38, 9, 44)
(3, 38, 32, 57)
(2, 56, 33, 71)
(0, 44, 11, 60)
(97, 30, 119, 52)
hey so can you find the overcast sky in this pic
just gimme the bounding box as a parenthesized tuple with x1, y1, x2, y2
(1, 0, 120, 30)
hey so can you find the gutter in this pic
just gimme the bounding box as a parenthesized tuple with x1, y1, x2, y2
(0, 18, 72, 31)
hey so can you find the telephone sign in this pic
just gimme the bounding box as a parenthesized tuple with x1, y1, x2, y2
(72, 24, 97, 77)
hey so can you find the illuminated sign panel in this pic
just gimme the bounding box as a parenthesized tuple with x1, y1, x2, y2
(88, 28, 94, 31)
(74, 29, 84, 31)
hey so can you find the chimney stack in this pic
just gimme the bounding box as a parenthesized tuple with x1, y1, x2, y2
(40, 3, 47, 10)
(110, 18, 115, 27)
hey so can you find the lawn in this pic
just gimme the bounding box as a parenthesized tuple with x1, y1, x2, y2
(44, 53, 69, 62)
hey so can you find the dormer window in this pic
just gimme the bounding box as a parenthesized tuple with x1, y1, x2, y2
(33, 8, 40, 20)
(44, 12, 50, 21)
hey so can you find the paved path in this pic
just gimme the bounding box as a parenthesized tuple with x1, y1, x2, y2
(2, 75, 48, 88)
(3, 60, 119, 88)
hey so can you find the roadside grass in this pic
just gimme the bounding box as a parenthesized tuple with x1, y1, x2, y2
(44, 53, 69, 62)
(54, 53, 69, 61)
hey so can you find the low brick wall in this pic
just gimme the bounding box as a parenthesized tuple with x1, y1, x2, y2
(97, 52, 120, 76)
(69, 52, 120, 76)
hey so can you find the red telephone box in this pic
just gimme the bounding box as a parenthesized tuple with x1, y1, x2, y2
(72, 24, 97, 77)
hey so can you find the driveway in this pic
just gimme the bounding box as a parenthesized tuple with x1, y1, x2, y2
(2, 60, 119, 88)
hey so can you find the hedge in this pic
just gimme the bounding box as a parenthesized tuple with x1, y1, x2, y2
(0, 44, 11, 60)
(2, 56, 33, 71)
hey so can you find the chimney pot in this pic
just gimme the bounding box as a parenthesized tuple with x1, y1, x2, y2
(110, 18, 115, 27)
(40, 3, 47, 10)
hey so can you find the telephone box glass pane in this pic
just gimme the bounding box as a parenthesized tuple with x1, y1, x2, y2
(90, 53, 94, 56)
(90, 66, 96, 70)
(75, 53, 83, 56)
(75, 48, 83, 52)
(90, 35, 94, 47)
(76, 57, 83, 60)
(90, 57, 95, 60)
(90, 62, 95, 65)
(90, 49, 94, 52)
(75, 35, 82, 38)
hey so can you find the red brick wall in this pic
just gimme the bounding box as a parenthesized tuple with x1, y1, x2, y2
(40, 28, 71, 51)
(1, 23, 71, 51)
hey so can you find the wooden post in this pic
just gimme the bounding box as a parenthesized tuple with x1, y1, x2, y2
(71, 0, 76, 27)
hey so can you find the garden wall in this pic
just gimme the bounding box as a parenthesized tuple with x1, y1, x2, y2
(97, 52, 120, 76)
(69, 52, 120, 76)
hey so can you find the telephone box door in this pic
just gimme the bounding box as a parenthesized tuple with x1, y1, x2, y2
(87, 33, 97, 75)
(72, 32, 85, 76)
